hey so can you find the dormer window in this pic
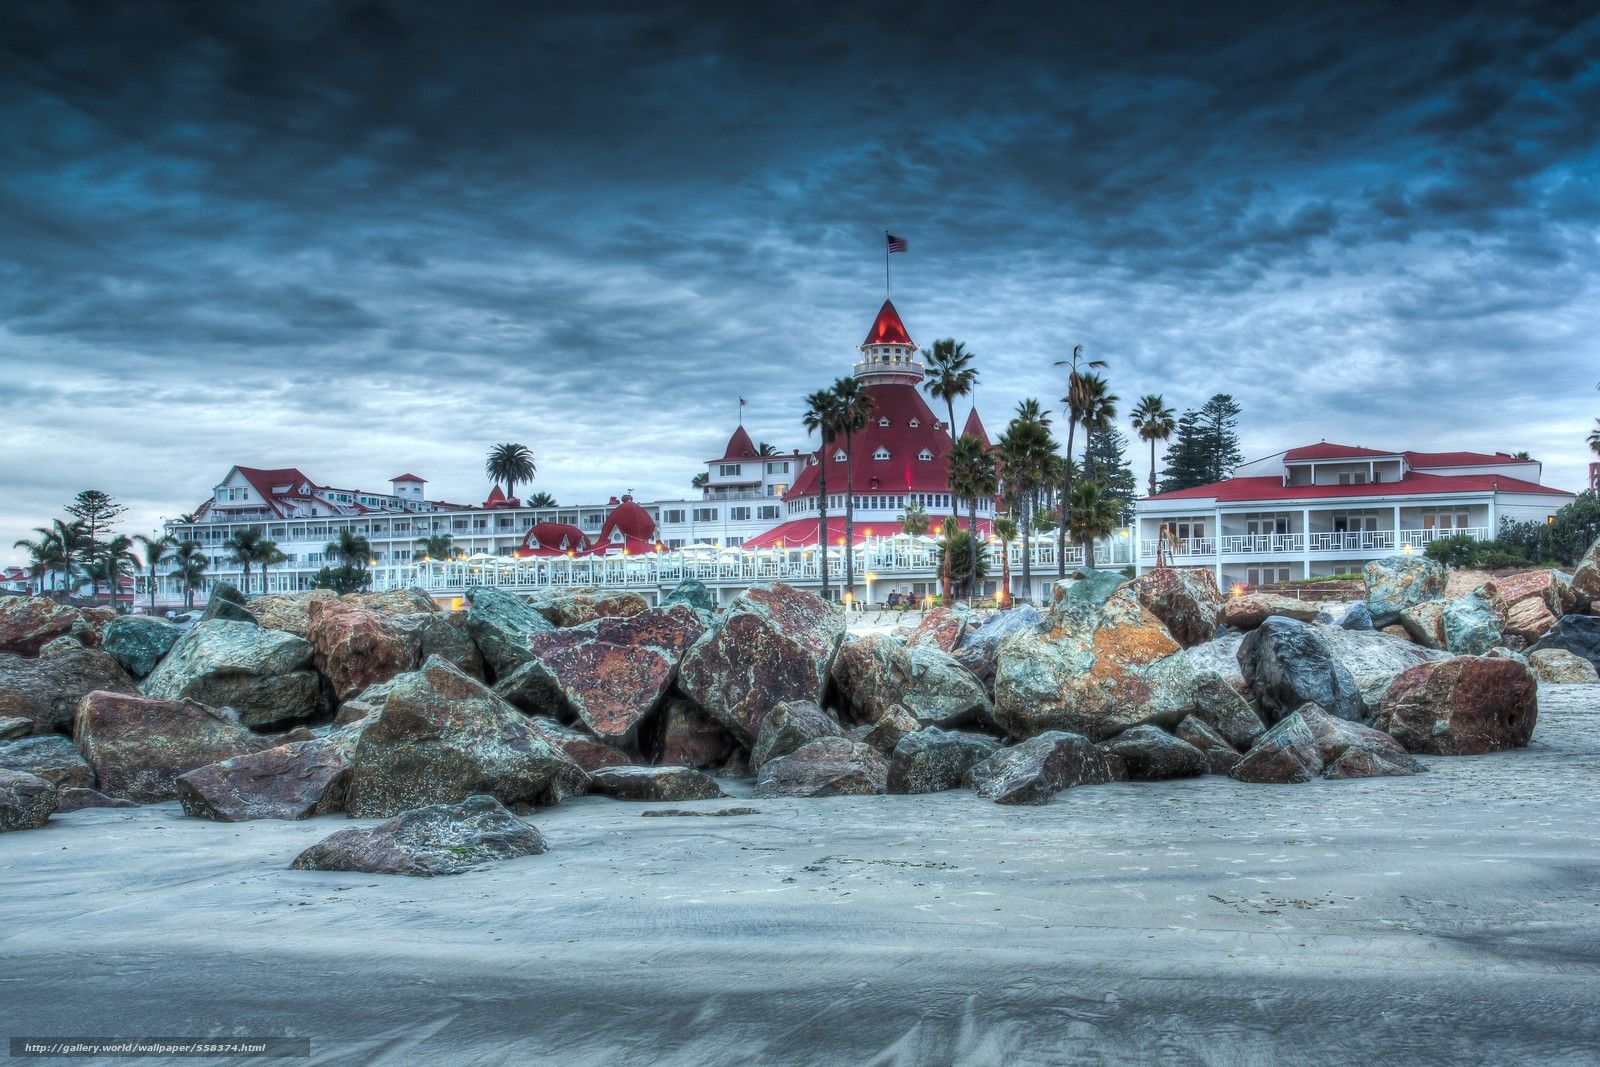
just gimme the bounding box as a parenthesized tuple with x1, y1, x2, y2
(877, 416, 890, 427)
(872, 446, 891, 461)
(918, 448, 934, 461)
(832, 449, 847, 462)
(908, 418, 920, 428)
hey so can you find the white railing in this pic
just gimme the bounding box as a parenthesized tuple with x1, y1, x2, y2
(1138, 526, 1492, 560)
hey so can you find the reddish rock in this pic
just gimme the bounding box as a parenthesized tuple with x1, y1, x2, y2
(859, 704, 921, 757)
(1219, 593, 1324, 630)
(831, 633, 992, 728)
(678, 583, 847, 745)
(0, 596, 85, 656)
(308, 599, 423, 701)
(74, 691, 276, 802)
(531, 587, 650, 627)
(55, 786, 137, 811)
(0, 647, 138, 735)
(652, 699, 736, 770)
(525, 716, 631, 773)
(1127, 568, 1223, 647)
(177, 731, 360, 821)
(905, 607, 970, 653)
(345, 588, 439, 616)
(1501, 597, 1558, 644)
(755, 736, 888, 798)
(1373, 656, 1538, 756)
(1569, 537, 1600, 605)
(1229, 712, 1323, 784)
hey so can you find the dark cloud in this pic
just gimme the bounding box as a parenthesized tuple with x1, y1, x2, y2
(2, 0, 1597, 555)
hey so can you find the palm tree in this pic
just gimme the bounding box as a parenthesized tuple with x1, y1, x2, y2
(1067, 480, 1122, 570)
(1077, 373, 1119, 480)
(224, 527, 267, 595)
(89, 535, 139, 606)
(1588, 419, 1600, 459)
(1053, 345, 1106, 576)
(525, 491, 557, 508)
(13, 534, 65, 596)
(258, 543, 287, 594)
(132, 533, 174, 613)
(899, 501, 930, 538)
(691, 472, 709, 490)
(993, 515, 1019, 607)
(802, 388, 840, 599)
(169, 540, 209, 610)
(922, 339, 979, 598)
(830, 376, 875, 598)
(485, 443, 536, 500)
(1130, 394, 1177, 496)
(996, 406, 1059, 602)
(1014, 398, 1051, 426)
(947, 434, 998, 605)
(15, 519, 89, 596)
(757, 442, 779, 456)
(416, 533, 454, 561)
(325, 529, 374, 569)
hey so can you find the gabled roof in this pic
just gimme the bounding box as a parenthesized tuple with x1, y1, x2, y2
(589, 495, 657, 555)
(961, 407, 990, 444)
(716, 426, 758, 462)
(784, 380, 967, 499)
(389, 473, 427, 483)
(1147, 471, 1574, 504)
(232, 466, 315, 517)
(1282, 443, 1396, 462)
(861, 299, 914, 348)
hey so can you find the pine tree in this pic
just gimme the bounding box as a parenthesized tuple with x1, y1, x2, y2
(1157, 394, 1244, 492)
(1083, 425, 1138, 524)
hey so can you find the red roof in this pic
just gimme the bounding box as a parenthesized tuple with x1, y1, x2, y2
(784, 380, 964, 499)
(1403, 450, 1524, 468)
(742, 516, 991, 550)
(233, 466, 314, 518)
(518, 522, 591, 557)
(1282, 443, 1396, 461)
(962, 407, 990, 444)
(861, 299, 914, 348)
(389, 473, 427, 483)
(1148, 471, 1574, 503)
(590, 496, 658, 555)
(483, 485, 522, 509)
(716, 426, 758, 462)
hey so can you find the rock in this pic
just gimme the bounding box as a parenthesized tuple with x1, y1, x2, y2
(1229, 713, 1323, 784)
(1051, 568, 1128, 613)
(1381, 623, 1411, 641)
(1485, 570, 1570, 639)
(1178, 632, 1246, 690)
(1441, 592, 1503, 655)
(530, 587, 650, 627)
(55, 786, 138, 811)
(524, 716, 631, 773)
(141, 620, 320, 728)
(859, 704, 922, 756)
(887, 727, 1001, 794)
(652, 699, 737, 770)
(1528, 648, 1600, 684)
(1237, 616, 1365, 724)
(308, 599, 423, 702)
(1340, 603, 1375, 631)
(1570, 536, 1600, 605)
(0, 716, 30, 740)
(345, 588, 439, 616)
(831, 633, 992, 728)
(465, 586, 556, 677)
(99, 615, 184, 679)
(754, 736, 888, 798)
(0, 647, 138, 734)
(0, 769, 55, 831)
(750, 699, 842, 771)
(1373, 656, 1538, 756)
(1173, 715, 1241, 775)
(0, 735, 95, 788)
(0, 596, 88, 656)
(1295, 702, 1423, 776)
(332, 676, 400, 726)
(40, 634, 82, 656)
(492, 605, 706, 748)
(1126, 568, 1223, 647)
(176, 731, 361, 821)
(1527, 615, 1600, 673)
(588, 765, 727, 802)
(249, 589, 337, 638)
(1099, 725, 1206, 780)
(200, 582, 256, 624)
(678, 583, 847, 745)
(1188, 670, 1266, 750)
(905, 606, 972, 652)
(1219, 593, 1324, 630)
(1500, 597, 1558, 644)
(1323, 746, 1429, 779)
(290, 794, 547, 876)
(661, 578, 715, 616)
(951, 605, 1042, 689)
(73, 690, 276, 802)
(1364, 554, 1447, 625)
(344, 657, 581, 818)
(405, 609, 486, 681)
(1318, 625, 1450, 708)
(968, 731, 1124, 805)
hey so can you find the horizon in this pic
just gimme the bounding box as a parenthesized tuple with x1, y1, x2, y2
(3, 1, 1598, 562)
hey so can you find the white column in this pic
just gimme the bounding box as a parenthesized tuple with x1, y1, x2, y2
(1301, 507, 1312, 579)
(1214, 507, 1223, 587)
(1392, 504, 1401, 551)
(1486, 494, 1496, 540)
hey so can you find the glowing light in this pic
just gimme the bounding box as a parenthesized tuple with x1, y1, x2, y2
(1401, 543, 1415, 555)
(838, 537, 846, 546)
(1230, 583, 1247, 598)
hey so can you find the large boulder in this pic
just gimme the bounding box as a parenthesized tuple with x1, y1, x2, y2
(73, 691, 276, 802)
(56, 786, 137, 812)
(678, 584, 847, 745)
(464, 586, 555, 677)
(524, 716, 631, 773)
(249, 589, 338, 638)
(1187, 670, 1267, 750)
(951, 605, 1041, 689)
(0, 769, 55, 832)
(1528, 648, 1600, 684)
(886, 727, 1000, 794)
(1400, 594, 1501, 655)
(1373, 656, 1538, 756)
(529, 587, 650, 628)
(99, 616, 184, 679)
(345, 588, 439, 616)
(1527, 615, 1600, 673)
(176, 731, 361, 821)
(0, 735, 95, 789)
(1295, 703, 1423, 778)
(402, 609, 486, 681)
(1051, 568, 1128, 614)
(1229, 712, 1323, 784)
(1339, 603, 1375, 631)
(1364, 554, 1447, 625)
(968, 731, 1124, 805)
(1318, 625, 1450, 708)
(1173, 715, 1241, 775)
(858, 704, 922, 756)
(1236, 616, 1364, 724)
(831, 634, 992, 728)
(1570, 537, 1600, 606)
(661, 578, 715, 617)
(905, 606, 974, 653)
(651, 699, 737, 770)
(0, 647, 138, 734)
(308, 599, 423, 702)
(750, 699, 842, 771)
(1484, 570, 1571, 642)
(199, 582, 255, 623)
(754, 736, 888, 798)
(141, 621, 320, 728)
(1126, 568, 1223, 647)
(492, 605, 705, 748)
(343, 657, 581, 818)
(0, 596, 88, 656)
(1219, 593, 1324, 630)
(1098, 725, 1206, 780)
(1501, 598, 1558, 645)
(290, 794, 547, 877)
(587, 765, 726, 802)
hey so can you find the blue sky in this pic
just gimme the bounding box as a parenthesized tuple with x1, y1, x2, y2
(2, 1, 1597, 561)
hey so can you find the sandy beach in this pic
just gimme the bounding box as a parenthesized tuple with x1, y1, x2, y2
(4, 685, 1598, 1066)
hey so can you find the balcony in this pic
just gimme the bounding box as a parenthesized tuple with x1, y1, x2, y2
(1140, 527, 1491, 560)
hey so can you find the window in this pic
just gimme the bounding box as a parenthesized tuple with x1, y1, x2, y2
(667, 539, 684, 549)
(730, 506, 751, 521)
(1338, 472, 1368, 485)
(765, 461, 789, 475)
(725, 536, 745, 547)
(872, 446, 891, 461)
(832, 449, 847, 462)
(909, 418, 920, 428)
(662, 509, 686, 524)
(693, 507, 718, 522)
(759, 505, 780, 520)
(877, 416, 890, 427)
(719, 464, 740, 477)
(918, 448, 934, 461)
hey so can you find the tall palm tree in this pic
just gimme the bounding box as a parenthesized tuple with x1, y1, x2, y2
(133, 533, 174, 613)
(258, 543, 287, 594)
(1014, 398, 1051, 426)
(757, 442, 779, 456)
(1077, 373, 1119, 480)
(830, 376, 875, 598)
(1053, 345, 1106, 577)
(485, 443, 536, 500)
(525, 491, 557, 508)
(802, 388, 840, 599)
(17, 519, 89, 596)
(325, 529, 374, 569)
(90, 535, 139, 606)
(416, 533, 454, 561)
(1067, 480, 1122, 570)
(997, 406, 1058, 602)
(1589, 419, 1600, 459)
(947, 434, 998, 605)
(13, 534, 65, 596)
(1130, 394, 1177, 496)
(691, 472, 709, 490)
(224, 527, 266, 595)
(922, 340, 979, 598)
(169, 540, 209, 610)
(993, 515, 1019, 607)
(899, 501, 930, 538)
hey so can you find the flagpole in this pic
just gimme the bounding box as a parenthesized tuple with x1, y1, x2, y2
(884, 230, 891, 298)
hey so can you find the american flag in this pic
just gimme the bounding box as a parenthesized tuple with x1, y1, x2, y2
(885, 233, 908, 254)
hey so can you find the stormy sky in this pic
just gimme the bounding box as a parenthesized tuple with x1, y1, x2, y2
(2, 0, 1597, 560)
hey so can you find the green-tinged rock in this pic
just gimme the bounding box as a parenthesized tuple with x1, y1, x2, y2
(1098, 725, 1206, 780)
(831, 633, 992, 728)
(1364, 554, 1447, 626)
(0, 735, 95, 789)
(1229, 713, 1323, 784)
(968, 731, 1124, 805)
(1236, 616, 1365, 724)
(750, 699, 842, 771)
(0, 769, 55, 832)
(465, 586, 554, 676)
(99, 615, 183, 678)
(887, 727, 1000, 794)
(141, 620, 320, 728)
(755, 736, 888, 798)
(587, 765, 726, 802)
